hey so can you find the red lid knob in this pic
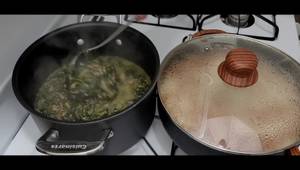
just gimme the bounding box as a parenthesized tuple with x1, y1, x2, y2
(218, 48, 258, 88)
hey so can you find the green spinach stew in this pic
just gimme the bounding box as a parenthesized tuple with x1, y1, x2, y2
(34, 56, 151, 122)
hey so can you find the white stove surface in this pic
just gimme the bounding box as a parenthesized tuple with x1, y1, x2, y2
(3, 15, 300, 155)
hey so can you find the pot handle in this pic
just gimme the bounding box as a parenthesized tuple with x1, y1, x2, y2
(183, 29, 226, 42)
(289, 147, 300, 156)
(192, 29, 227, 38)
(36, 128, 113, 155)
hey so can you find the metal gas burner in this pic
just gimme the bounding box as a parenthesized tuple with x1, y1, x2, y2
(198, 14, 279, 41)
(221, 14, 255, 28)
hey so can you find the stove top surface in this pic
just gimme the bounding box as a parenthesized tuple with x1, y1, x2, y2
(2, 15, 300, 155)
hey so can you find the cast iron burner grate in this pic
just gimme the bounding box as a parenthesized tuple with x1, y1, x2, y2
(197, 14, 279, 41)
(124, 15, 199, 31)
(152, 15, 178, 18)
(171, 142, 179, 156)
(142, 137, 158, 155)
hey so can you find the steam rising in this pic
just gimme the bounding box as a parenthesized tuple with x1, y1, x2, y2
(24, 23, 146, 106)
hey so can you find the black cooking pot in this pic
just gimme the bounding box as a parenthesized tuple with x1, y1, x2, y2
(12, 22, 160, 155)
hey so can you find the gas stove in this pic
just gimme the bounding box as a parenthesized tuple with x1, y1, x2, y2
(1, 14, 300, 155)
(198, 14, 279, 41)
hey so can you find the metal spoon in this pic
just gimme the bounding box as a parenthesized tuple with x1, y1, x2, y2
(70, 19, 133, 68)
(66, 17, 133, 91)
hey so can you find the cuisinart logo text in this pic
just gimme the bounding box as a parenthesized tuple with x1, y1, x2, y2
(51, 144, 87, 150)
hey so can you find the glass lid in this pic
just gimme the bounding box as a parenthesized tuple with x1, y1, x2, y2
(158, 34, 300, 154)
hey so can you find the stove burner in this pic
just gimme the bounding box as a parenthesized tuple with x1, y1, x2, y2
(221, 14, 255, 28)
(152, 15, 177, 18)
(198, 14, 279, 41)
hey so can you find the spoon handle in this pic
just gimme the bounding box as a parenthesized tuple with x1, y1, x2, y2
(84, 15, 147, 53)
(86, 21, 131, 53)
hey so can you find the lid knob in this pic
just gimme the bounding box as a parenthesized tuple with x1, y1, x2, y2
(218, 48, 258, 88)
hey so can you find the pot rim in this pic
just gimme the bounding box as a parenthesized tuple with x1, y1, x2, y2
(157, 33, 300, 155)
(12, 22, 160, 125)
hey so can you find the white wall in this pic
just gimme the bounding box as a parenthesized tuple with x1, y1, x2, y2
(0, 15, 77, 153)
(0, 15, 56, 84)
